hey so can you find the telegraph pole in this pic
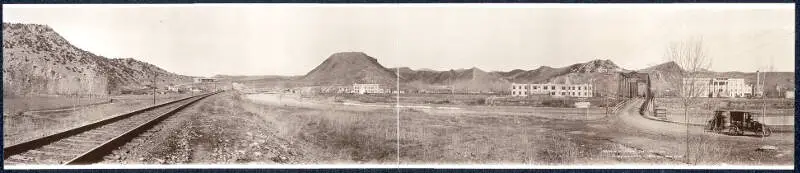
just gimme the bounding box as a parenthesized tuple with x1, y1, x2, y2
(762, 60, 773, 139)
(153, 73, 157, 104)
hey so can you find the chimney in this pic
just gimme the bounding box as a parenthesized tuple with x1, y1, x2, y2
(755, 70, 762, 97)
(756, 70, 761, 87)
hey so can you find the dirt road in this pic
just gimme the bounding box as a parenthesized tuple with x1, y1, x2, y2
(601, 99, 793, 165)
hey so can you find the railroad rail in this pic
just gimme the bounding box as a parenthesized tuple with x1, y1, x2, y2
(3, 91, 222, 165)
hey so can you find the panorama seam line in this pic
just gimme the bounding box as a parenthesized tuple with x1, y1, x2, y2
(396, 63, 401, 167)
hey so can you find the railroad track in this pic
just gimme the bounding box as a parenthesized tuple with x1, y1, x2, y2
(3, 91, 222, 165)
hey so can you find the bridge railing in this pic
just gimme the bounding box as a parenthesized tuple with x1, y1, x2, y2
(609, 98, 629, 114)
(639, 96, 655, 116)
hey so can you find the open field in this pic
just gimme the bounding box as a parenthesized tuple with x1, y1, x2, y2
(7, 90, 791, 165)
(311, 93, 622, 108)
(3, 93, 194, 146)
(108, 91, 790, 165)
(3, 96, 111, 116)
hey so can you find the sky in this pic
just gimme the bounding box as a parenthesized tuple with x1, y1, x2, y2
(3, 4, 795, 77)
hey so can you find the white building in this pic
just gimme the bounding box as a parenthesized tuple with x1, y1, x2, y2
(167, 85, 180, 92)
(510, 83, 593, 98)
(194, 78, 217, 83)
(682, 78, 752, 98)
(352, 84, 384, 94)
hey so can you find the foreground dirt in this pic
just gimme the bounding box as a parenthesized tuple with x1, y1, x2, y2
(104, 91, 307, 164)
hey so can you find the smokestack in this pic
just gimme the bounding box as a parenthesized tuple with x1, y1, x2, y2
(755, 70, 761, 97)
(756, 70, 761, 86)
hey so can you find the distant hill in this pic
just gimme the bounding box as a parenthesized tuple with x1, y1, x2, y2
(396, 67, 510, 93)
(2, 23, 192, 96)
(639, 61, 685, 96)
(390, 59, 623, 93)
(495, 59, 623, 84)
(213, 74, 298, 82)
(302, 52, 401, 87)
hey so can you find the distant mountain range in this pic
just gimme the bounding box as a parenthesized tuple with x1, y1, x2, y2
(2, 23, 193, 96)
(300, 52, 793, 95)
(299, 52, 627, 93)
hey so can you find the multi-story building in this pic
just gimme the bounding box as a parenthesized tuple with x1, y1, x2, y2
(352, 83, 384, 94)
(510, 83, 593, 97)
(682, 78, 752, 98)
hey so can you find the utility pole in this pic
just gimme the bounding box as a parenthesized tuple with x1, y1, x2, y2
(762, 59, 773, 139)
(153, 73, 157, 104)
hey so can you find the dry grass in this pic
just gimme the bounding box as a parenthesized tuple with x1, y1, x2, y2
(685, 135, 735, 164)
(236, 93, 397, 163)
(3, 96, 110, 116)
(239, 92, 590, 164)
(668, 132, 792, 165)
(395, 109, 601, 164)
(307, 111, 396, 162)
(236, 91, 791, 165)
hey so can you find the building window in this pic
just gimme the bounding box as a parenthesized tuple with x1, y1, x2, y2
(533, 86, 538, 89)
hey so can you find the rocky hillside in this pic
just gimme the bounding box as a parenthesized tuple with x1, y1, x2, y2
(639, 61, 685, 96)
(302, 52, 401, 87)
(104, 58, 194, 93)
(2, 23, 192, 96)
(494, 59, 623, 84)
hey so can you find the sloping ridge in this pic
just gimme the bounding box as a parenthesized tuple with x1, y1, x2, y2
(392, 59, 625, 93)
(501, 59, 622, 84)
(2, 23, 192, 96)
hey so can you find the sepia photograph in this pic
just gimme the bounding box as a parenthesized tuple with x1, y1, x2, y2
(1, 3, 795, 169)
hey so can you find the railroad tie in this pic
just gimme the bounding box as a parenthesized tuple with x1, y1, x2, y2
(62, 138, 105, 145)
(40, 145, 87, 153)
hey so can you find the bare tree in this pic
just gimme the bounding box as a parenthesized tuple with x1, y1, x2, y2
(591, 73, 617, 115)
(665, 37, 712, 164)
